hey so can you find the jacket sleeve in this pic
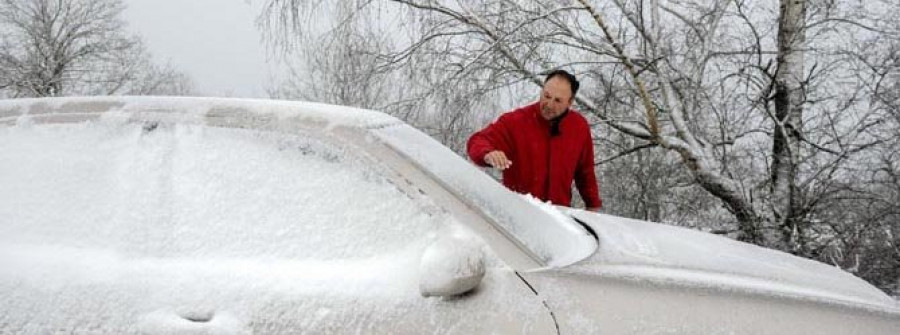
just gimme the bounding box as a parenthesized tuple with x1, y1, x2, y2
(467, 114, 514, 167)
(574, 129, 602, 209)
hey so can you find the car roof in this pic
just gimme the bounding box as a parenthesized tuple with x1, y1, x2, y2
(0, 96, 402, 130)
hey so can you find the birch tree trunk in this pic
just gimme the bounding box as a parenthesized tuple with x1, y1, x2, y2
(771, 0, 807, 249)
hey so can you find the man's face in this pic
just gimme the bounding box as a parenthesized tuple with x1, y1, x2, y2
(539, 76, 574, 120)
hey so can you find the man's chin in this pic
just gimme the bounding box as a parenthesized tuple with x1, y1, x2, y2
(540, 110, 553, 120)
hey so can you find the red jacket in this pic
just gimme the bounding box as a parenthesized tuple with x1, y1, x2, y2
(467, 102, 602, 208)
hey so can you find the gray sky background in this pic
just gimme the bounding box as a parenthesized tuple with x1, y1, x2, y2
(123, 0, 274, 98)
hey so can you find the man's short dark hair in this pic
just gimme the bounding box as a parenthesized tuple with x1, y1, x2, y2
(545, 70, 580, 97)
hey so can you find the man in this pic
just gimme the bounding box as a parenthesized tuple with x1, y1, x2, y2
(467, 70, 602, 211)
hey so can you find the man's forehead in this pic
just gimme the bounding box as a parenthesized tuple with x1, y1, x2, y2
(543, 78, 573, 97)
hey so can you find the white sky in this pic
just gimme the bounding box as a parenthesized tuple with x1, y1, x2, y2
(123, 0, 274, 98)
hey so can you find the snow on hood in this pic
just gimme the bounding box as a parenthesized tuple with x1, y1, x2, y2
(565, 210, 898, 311)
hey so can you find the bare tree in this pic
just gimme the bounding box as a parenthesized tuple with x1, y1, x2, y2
(0, 0, 192, 97)
(262, 1, 511, 152)
(267, 2, 396, 109)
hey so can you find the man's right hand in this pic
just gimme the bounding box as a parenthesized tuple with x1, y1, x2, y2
(484, 150, 512, 170)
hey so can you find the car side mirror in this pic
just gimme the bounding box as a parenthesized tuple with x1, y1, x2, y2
(419, 235, 486, 298)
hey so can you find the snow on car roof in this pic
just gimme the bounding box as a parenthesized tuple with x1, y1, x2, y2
(0, 96, 402, 130)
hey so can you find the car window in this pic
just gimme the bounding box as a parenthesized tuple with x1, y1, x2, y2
(0, 121, 442, 261)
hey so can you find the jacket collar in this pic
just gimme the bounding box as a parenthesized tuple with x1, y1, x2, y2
(532, 103, 570, 136)
(549, 110, 569, 136)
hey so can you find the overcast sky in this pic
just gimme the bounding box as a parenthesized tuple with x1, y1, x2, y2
(123, 0, 275, 98)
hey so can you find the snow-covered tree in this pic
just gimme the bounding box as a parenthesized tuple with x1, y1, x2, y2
(0, 0, 192, 97)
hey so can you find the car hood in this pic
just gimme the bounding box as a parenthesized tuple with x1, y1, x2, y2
(559, 209, 898, 311)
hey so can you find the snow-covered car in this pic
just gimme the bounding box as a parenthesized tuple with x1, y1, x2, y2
(1, 96, 898, 334)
